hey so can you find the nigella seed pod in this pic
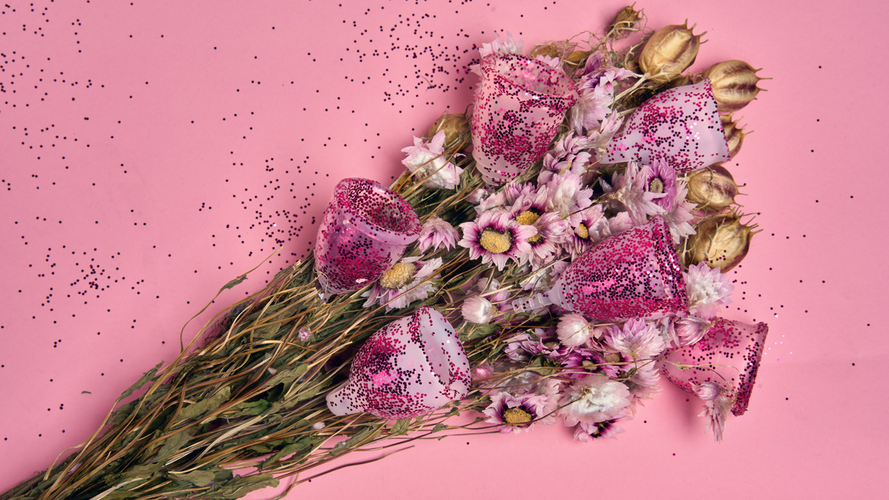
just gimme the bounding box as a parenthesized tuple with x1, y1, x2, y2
(703, 60, 764, 114)
(426, 113, 470, 150)
(638, 22, 703, 83)
(685, 165, 742, 212)
(722, 118, 748, 159)
(682, 212, 756, 272)
(609, 5, 643, 36)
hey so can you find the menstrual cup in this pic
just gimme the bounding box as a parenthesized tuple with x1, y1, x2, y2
(662, 317, 769, 416)
(314, 178, 421, 297)
(471, 53, 578, 186)
(603, 79, 730, 174)
(515, 216, 687, 322)
(326, 306, 471, 419)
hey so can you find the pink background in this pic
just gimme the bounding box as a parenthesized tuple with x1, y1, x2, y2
(2, 0, 887, 497)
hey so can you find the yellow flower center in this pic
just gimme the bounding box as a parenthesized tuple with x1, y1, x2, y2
(379, 262, 417, 289)
(576, 222, 590, 240)
(649, 178, 665, 194)
(479, 228, 512, 254)
(514, 210, 540, 226)
(502, 407, 533, 425)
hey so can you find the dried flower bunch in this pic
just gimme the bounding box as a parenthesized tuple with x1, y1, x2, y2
(2, 6, 769, 500)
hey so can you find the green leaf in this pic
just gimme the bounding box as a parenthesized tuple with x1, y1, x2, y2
(118, 361, 163, 401)
(260, 437, 315, 469)
(263, 364, 308, 390)
(431, 423, 448, 434)
(389, 419, 411, 436)
(331, 425, 382, 456)
(179, 386, 231, 420)
(222, 275, 247, 290)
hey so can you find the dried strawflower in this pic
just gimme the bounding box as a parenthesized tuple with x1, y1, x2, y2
(426, 113, 470, 150)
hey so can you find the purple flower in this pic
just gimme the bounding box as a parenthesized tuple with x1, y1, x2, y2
(459, 211, 536, 271)
(483, 392, 548, 434)
(361, 257, 442, 312)
(641, 159, 678, 210)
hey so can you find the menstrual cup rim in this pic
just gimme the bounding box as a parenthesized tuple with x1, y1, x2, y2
(479, 53, 579, 105)
(332, 177, 422, 245)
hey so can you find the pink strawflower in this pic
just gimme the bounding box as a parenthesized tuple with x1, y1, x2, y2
(625, 362, 661, 400)
(418, 217, 459, 253)
(604, 318, 666, 361)
(559, 374, 632, 425)
(685, 262, 734, 319)
(544, 173, 593, 223)
(361, 257, 442, 312)
(557, 314, 596, 347)
(662, 180, 696, 244)
(462, 295, 497, 324)
(601, 162, 666, 225)
(484, 392, 548, 434)
(476, 182, 535, 214)
(478, 32, 523, 58)
(459, 210, 536, 270)
(674, 315, 712, 347)
(401, 130, 463, 190)
(697, 381, 733, 442)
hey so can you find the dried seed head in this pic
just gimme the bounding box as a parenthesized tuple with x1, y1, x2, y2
(529, 43, 562, 59)
(609, 5, 644, 36)
(686, 165, 742, 212)
(683, 212, 755, 272)
(638, 22, 702, 83)
(703, 60, 764, 114)
(426, 113, 470, 150)
(721, 118, 748, 159)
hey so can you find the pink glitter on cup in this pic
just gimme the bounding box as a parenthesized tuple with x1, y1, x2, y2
(314, 178, 421, 297)
(471, 53, 578, 186)
(326, 306, 471, 419)
(662, 317, 769, 416)
(515, 216, 687, 322)
(603, 79, 730, 174)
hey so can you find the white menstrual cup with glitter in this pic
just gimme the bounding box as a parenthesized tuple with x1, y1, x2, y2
(662, 318, 769, 416)
(314, 178, 421, 297)
(326, 306, 471, 419)
(603, 79, 730, 174)
(471, 53, 578, 186)
(514, 217, 687, 322)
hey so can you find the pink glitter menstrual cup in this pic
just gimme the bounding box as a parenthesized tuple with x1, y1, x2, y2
(326, 306, 471, 419)
(517, 217, 687, 322)
(662, 318, 769, 416)
(603, 79, 730, 174)
(471, 53, 578, 186)
(314, 178, 421, 297)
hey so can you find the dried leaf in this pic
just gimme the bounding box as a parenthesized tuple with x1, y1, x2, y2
(260, 437, 315, 469)
(210, 473, 279, 499)
(179, 386, 231, 420)
(222, 275, 247, 290)
(389, 419, 411, 436)
(156, 427, 197, 459)
(229, 399, 270, 416)
(118, 361, 163, 401)
(169, 469, 216, 487)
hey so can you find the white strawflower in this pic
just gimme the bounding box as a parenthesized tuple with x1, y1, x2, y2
(557, 314, 595, 347)
(560, 374, 632, 426)
(462, 295, 496, 324)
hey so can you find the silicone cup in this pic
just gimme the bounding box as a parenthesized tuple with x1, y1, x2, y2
(326, 306, 471, 420)
(314, 178, 421, 297)
(471, 53, 578, 186)
(515, 216, 688, 322)
(662, 317, 769, 416)
(603, 79, 730, 174)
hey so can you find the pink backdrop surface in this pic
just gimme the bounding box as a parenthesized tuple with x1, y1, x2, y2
(2, 0, 887, 498)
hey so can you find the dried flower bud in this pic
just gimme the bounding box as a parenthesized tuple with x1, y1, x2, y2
(609, 5, 643, 35)
(683, 212, 756, 272)
(721, 118, 748, 158)
(638, 22, 702, 83)
(703, 60, 764, 114)
(564, 50, 589, 66)
(529, 43, 562, 59)
(685, 165, 742, 212)
(426, 113, 470, 149)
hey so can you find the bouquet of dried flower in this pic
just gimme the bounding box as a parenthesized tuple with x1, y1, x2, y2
(1, 6, 768, 500)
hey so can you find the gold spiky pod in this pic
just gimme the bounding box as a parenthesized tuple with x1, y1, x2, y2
(721, 116, 749, 159)
(638, 22, 703, 83)
(682, 211, 756, 272)
(609, 5, 644, 37)
(703, 60, 765, 114)
(685, 164, 743, 212)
